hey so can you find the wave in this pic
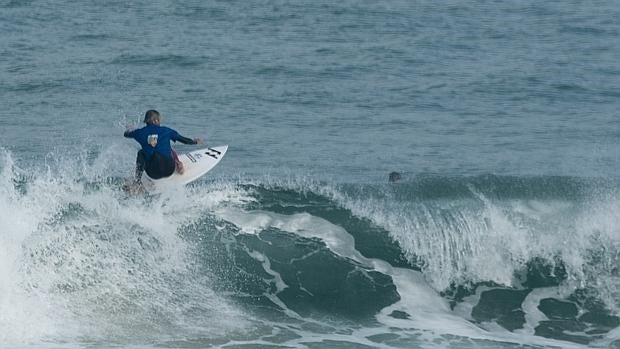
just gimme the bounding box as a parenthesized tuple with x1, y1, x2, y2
(0, 149, 249, 345)
(1, 148, 619, 348)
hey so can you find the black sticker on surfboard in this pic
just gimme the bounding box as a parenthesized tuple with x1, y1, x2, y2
(204, 150, 219, 159)
(208, 148, 222, 155)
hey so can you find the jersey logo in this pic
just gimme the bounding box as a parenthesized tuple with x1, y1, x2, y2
(147, 134, 158, 147)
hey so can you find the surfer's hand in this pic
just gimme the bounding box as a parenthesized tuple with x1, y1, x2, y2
(125, 125, 135, 132)
(194, 138, 204, 144)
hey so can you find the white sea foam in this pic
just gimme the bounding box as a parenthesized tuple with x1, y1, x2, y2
(0, 149, 251, 346)
(0, 150, 60, 343)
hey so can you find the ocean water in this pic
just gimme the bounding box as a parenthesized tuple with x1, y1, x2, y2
(1, 0, 620, 348)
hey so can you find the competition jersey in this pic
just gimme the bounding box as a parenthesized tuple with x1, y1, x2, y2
(124, 124, 182, 159)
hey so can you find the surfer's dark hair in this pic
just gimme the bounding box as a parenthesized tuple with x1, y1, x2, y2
(144, 110, 160, 124)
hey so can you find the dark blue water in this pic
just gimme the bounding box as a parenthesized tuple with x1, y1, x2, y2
(1, 1, 620, 348)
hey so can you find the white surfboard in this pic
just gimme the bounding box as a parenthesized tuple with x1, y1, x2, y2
(140, 145, 228, 191)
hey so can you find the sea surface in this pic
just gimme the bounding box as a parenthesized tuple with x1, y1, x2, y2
(1, 1, 620, 348)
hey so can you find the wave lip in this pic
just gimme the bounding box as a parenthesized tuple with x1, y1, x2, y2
(236, 177, 620, 347)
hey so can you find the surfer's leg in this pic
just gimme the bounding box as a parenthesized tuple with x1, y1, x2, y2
(135, 150, 146, 181)
(172, 150, 184, 174)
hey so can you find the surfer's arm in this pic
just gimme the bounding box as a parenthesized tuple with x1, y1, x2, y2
(174, 135, 203, 145)
(123, 126, 136, 138)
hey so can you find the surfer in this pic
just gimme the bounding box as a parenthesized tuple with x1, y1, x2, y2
(124, 110, 203, 183)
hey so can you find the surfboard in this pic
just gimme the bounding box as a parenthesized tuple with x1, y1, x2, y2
(139, 145, 228, 192)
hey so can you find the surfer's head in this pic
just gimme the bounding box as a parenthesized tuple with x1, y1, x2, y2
(144, 110, 161, 125)
(389, 171, 402, 183)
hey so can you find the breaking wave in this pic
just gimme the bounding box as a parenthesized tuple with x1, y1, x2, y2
(2, 148, 619, 348)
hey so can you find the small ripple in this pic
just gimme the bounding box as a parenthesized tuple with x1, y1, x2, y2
(110, 54, 208, 68)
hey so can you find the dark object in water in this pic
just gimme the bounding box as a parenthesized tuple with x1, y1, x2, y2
(389, 171, 401, 182)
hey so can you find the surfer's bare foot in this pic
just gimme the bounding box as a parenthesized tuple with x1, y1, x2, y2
(176, 162, 184, 175)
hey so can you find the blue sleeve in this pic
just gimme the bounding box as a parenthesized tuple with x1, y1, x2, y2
(124, 129, 136, 138)
(170, 128, 196, 144)
(169, 128, 180, 141)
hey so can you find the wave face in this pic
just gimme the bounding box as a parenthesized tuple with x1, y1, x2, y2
(2, 150, 620, 348)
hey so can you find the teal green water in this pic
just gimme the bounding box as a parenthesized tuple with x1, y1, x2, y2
(1, 1, 620, 348)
